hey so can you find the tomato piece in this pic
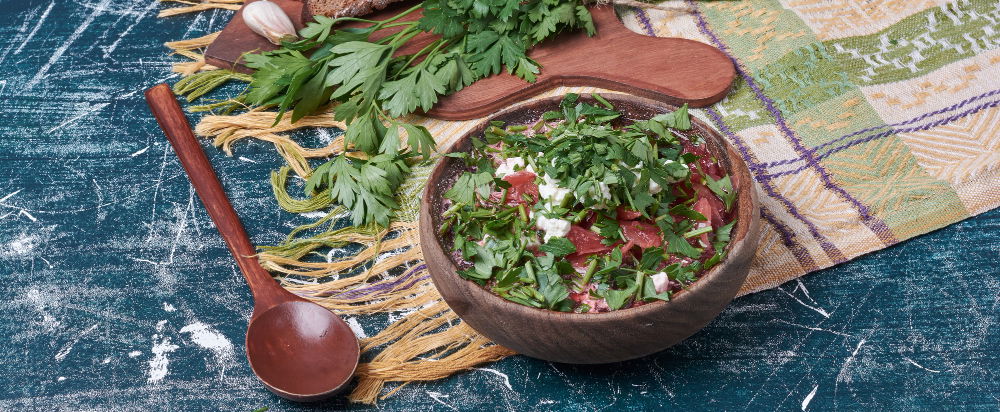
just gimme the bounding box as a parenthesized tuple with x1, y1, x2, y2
(502, 171, 538, 205)
(563, 225, 616, 269)
(569, 291, 589, 304)
(692, 183, 725, 228)
(620, 220, 662, 249)
(566, 225, 611, 255)
(578, 211, 597, 230)
(682, 139, 725, 183)
(566, 253, 592, 269)
(616, 206, 642, 221)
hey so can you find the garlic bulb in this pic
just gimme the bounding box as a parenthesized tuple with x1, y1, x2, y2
(242, 0, 298, 45)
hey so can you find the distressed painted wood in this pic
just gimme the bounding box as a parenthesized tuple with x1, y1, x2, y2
(0, 0, 998, 410)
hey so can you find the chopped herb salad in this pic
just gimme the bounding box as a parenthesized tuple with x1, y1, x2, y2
(439, 94, 736, 313)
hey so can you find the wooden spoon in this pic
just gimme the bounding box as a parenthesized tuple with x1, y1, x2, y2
(144, 84, 359, 402)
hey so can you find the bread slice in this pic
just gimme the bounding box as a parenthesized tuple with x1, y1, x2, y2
(304, 0, 404, 17)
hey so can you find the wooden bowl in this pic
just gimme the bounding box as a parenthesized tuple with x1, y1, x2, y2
(419, 94, 761, 364)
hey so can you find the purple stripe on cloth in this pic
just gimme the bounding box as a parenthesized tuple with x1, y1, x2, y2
(760, 206, 819, 272)
(761, 88, 1000, 169)
(633, 6, 656, 36)
(707, 108, 848, 264)
(295, 263, 429, 299)
(764, 97, 1000, 179)
(333, 264, 429, 299)
(680, 2, 898, 246)
(634, 4, 847, 263)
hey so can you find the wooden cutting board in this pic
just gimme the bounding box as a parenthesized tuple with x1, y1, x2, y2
(204, 0, 735, 121)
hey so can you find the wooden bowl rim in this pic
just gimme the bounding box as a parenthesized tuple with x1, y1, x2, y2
(420, 93, 757, 323)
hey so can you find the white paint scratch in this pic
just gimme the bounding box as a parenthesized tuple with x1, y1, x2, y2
(795, 278, 817, 304)
(0, 189, 22, 203)
(54, 323, 99, 361)
(426, 391, 457, 410)
(46, 103, 110, 134)
(836, 339, 867, 383)
(237, 156, 257, 163)
(26, 0, 113, 90)
(12, 2, 55, 57)
(162, 302, 176, 312)
(5, 233, 41, 257)
(179, 321, 235, 376)
(474, 368, 513, 391)
(300, 210, 327, 219)
(774, 319, 854, 338)
(903, 357, 943, 373)
(778, 286, 830, 318)
(344, 317, 367, 339)
(101, 0, 159, 58)
(179, 322, 233, 358)
(801, 384, 818, 410)
(130, 146, 150, 157)
(147, 335, 179, 383)
(128, 351, 142, 358)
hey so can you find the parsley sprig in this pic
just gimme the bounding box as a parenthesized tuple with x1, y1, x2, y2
(244, 1, 595, 226)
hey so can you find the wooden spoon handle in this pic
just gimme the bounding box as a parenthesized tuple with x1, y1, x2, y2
(144, 84, 286, 308)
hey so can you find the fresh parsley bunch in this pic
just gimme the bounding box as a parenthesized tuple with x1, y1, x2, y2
(243, 0, 595, 226)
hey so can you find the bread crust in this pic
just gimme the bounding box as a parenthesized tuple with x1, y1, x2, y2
(305, 0, 402, 18)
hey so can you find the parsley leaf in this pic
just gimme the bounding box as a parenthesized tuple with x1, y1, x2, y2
(539, 237, 577, 257)
(444, 171, 493, 206)
(664, 229, 702, 259)
(322, 155, 399, 227)
(703, 174, 736, 211)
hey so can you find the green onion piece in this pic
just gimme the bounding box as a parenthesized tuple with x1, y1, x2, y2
(684, 225, 713, 238)
(524, 261, 537, 283)
(580, 259, 599, 286)
(438, 217, 453, 235)
(443, 203, 464, 218)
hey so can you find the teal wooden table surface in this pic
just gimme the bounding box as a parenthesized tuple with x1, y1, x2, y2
(1, 0, 998, 410)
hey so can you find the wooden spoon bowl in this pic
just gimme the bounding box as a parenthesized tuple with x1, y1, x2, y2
(419, 94, 761, 364)
(246, 301, 358, 401)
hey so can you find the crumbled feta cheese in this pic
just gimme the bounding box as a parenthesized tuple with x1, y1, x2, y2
(536, 214, 571, 241)
(538, 174, 571, 206)
(651, 272, 670, 293)
(660, 159, 690, 183)
(495, 157, 534, 178)
(664, 159, 691, 170)
(649, 179, 662, 194)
